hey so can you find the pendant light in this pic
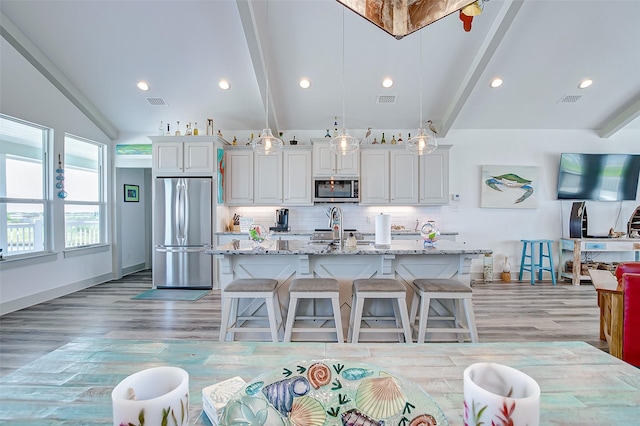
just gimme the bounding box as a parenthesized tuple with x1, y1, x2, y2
(330, 9, 359, 156)
(252, 0, 283, 155)
(407, 32, 437, 156)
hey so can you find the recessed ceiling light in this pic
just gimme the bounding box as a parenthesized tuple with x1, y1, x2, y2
(299, 78, 311, 89)
(136, 81, 149, 91)
(490, 78, 503, 88)
(382, 78, 394, 88)
(219, 80, 230, 90)
(578, 79, 593, 89)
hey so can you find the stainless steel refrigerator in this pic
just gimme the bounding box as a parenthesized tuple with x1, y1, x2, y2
(153, 177, 213, 289)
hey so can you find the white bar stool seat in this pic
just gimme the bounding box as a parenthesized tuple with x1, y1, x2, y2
(283, 278, 344, 343)
(219, 278, 282, 342)
(348, 278, 412, 343)
(409, 278, 479, 343)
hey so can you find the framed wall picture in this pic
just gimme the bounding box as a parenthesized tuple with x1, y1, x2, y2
(124, 184, 139, 202)
(480, 165, 539, 209)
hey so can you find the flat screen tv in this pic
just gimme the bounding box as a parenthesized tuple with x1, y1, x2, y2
(557, 153, 640, 201)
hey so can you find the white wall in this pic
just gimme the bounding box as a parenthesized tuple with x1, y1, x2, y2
(0, 38, 114, 314)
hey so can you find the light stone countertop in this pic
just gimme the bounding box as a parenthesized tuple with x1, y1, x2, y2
(207, 238, 489, 256)
(215, 229, 459, 236)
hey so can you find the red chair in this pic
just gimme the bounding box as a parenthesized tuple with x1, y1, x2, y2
(614, 262, 640, 367)
(622, 272, 640, 367)
(615, 261, 640, 282)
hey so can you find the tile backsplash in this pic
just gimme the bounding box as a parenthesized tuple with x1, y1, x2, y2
(223, 205, 448, 233)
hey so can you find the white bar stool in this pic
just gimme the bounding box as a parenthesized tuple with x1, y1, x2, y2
(283, 278, 344, 343)
(348, 278, 412, 343)
(409, 278, 479, 343)
(219, 278, 283, 342)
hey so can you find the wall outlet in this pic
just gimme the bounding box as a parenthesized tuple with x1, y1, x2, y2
(452, 194, 460, 201)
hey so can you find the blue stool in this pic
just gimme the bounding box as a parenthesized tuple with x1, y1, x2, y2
(519, 239, 556, 285)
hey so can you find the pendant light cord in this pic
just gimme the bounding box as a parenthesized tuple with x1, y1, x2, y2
(418, 32, 423, 129)
(265, 0, 270, 130)
(341, 9, 346, 129)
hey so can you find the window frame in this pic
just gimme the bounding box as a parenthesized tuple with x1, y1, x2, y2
(63, 133, 107, 250)
(0, 113, 51, 258)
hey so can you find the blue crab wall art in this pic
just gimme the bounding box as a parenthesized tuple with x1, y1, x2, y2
(485, 173, 534, 204)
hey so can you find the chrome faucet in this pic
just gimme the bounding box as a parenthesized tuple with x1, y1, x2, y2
(329, 206, 343, 247)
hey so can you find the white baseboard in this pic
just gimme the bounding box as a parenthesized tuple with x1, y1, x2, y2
(0, 272, 113, 315)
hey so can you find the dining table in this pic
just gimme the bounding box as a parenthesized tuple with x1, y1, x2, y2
(0, 338, 638, 425)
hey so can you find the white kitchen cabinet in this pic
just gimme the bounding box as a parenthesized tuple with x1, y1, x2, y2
(224, 147, 312, 206)
(283, 148, 313, 205)
(359, 149, 389, 204)
(224, 149, 254, 205)
(150, 136, 215, 176)
(390, 150, 419, 204)
(254, 151, 282, 204)
(311, 139, 359, 177)
(419, 145, 450, 205)
(359, 145, 450, 205)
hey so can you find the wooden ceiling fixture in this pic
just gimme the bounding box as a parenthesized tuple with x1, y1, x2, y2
(337, 0, 478, 39)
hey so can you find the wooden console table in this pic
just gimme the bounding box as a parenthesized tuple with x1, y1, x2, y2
(558, 238, 640, 285)
(588, 269, 623, 359)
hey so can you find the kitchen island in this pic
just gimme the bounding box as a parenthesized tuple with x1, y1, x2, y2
(207, 239, 491, 340)
(208, 239, 490, 287)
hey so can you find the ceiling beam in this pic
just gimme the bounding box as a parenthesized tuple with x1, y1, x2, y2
(439, 0, 523, 137)
(599, 93, 640, 138)
(0, 12, 119, 140)
(236, 0, 280, 134)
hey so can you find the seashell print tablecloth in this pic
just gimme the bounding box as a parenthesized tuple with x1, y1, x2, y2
(220, 359, 448, 426)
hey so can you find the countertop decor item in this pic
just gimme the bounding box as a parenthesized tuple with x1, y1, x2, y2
(463, 362, 540, 426)
(220, 359, 448, 426)
(112, 366, 189, 426)
(420, 221, 439, 248)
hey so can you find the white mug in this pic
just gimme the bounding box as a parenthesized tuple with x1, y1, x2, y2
(463, 362, 540, 426)
(112, 366, 189, 426)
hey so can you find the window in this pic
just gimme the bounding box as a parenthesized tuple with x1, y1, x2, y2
(64, 135, 106, 248)
(0, 114, 49, 256)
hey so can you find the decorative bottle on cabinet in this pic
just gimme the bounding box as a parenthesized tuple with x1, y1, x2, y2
(483, 253, 494, 282)
(333, 116, 338, 137)
(391, 135, 397, 144)
(193, 122, 199, 135)
(381, 133, 386, 144)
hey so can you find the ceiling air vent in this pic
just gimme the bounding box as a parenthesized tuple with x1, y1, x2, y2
(377, 95, 397, 104)
(146, 97, 168, 106)
(558, 95, 582, 104)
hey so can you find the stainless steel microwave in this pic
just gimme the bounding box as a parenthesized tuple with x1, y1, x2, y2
(314, 179, 359, 203)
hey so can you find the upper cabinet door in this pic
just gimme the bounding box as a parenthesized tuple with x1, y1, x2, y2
(153, 142, 183, 174)
(254, 152, 283, 205)
(390, 150, 419, 204)
(419, 145, 450, 205)
(313, 141, 336, 176)
(225, 149, 254, 205)
(283, 149, 313, 206)
(359, 149, 389, 204)
(336, 150, 359, 176)
(184, 141, 214, 174)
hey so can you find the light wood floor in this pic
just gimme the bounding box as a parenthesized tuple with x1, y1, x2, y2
(0, 269, 606, 377)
